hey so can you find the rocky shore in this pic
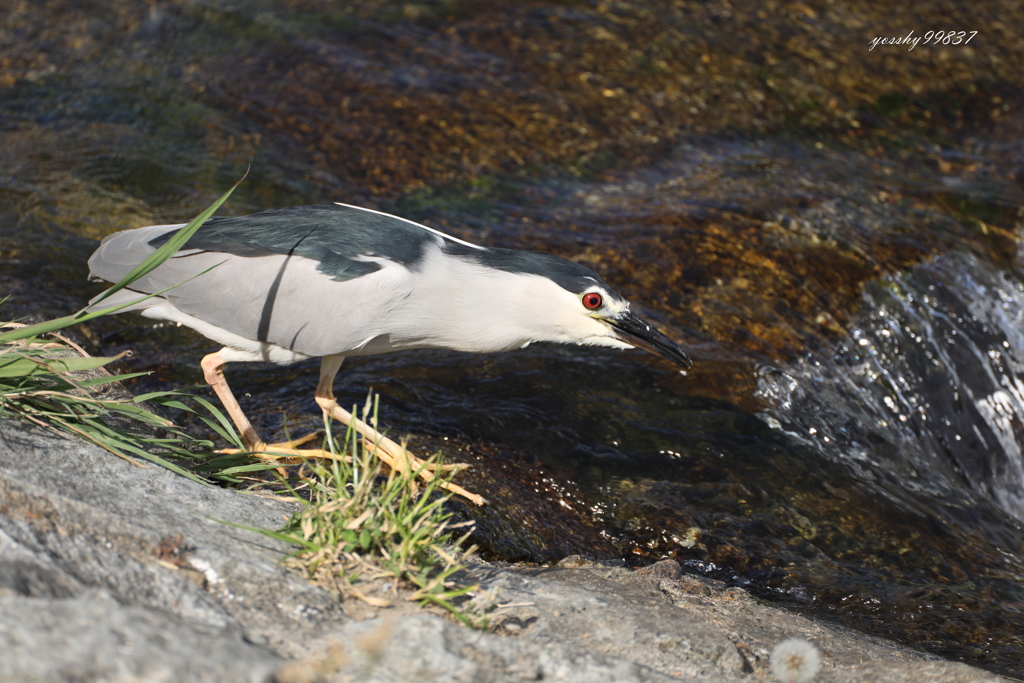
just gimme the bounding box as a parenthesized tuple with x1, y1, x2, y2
(0, 419, 1004, 682)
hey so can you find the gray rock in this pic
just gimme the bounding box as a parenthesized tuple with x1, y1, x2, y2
(278, 614, 674, 683)
(467, 561, 1006, 682)
(0, 589, 277, 683)
(0, 419, 1008, 682)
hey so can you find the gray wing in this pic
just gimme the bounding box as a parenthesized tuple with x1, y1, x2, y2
(87, 223, 419, 358)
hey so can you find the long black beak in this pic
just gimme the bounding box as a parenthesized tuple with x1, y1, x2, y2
(606, 311, 692, 368)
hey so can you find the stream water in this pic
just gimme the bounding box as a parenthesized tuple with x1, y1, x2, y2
(2, 0, 1024, 676)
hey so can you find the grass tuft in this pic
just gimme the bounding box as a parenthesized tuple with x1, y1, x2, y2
(245, 394, 481, 624)
(0, 322, 232, 482)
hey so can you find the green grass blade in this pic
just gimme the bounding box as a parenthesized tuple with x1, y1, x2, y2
(184, 394, 243, 446)
(87, 172, 246, 310)
(74, 414, 209, 483)
(0, 353, 122, 378)
(210, 517, 319, 551)
(134, 392, 186, 404)
(216, 462, 293, 475)
(75, 371, 151, 388)
(136, 391, 243, 449)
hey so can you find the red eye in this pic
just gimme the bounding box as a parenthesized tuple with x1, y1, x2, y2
(582, 292, 603, 309)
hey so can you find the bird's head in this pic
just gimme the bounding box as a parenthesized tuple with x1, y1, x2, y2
(568, 284, 693, 369)
(471, 249, 692, 368)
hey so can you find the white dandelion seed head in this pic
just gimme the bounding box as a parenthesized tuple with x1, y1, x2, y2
(770, 638, 821, 683)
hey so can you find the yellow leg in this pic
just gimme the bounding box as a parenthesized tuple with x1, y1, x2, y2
(201, 351, 486, 506)
(315, 355, 486, 506)
(201, 351, 341, 458)
(201, 351, 261, 449)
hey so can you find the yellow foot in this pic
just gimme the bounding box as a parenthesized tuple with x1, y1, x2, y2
(215, 432, 349, 464)
(216, 432, 487, 507)
(363, 435, 486, 507)
(316, 396, 488, 506)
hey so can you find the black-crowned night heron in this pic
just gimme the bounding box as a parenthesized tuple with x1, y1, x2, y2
(88, 203, 692, 505)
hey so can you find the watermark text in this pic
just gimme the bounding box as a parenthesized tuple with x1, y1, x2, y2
(869, 30, 977, 51)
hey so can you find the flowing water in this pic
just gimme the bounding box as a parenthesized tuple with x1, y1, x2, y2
(759, 250, 1024, 525)
(3, 0, 1024, 675)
